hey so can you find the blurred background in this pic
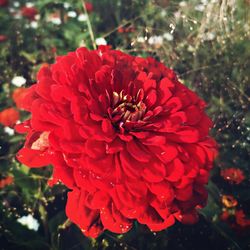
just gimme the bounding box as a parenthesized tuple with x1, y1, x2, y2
(0, 0, 249, 249)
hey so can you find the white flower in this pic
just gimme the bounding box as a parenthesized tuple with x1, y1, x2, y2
(4, 127, 15, 136)
(160, 10, 167, 17)
(78, 14, 87, 22)
(201, 0, 208, 4)
(195, 4, 205, 12)
(49, 17, 61, 25)
(179, 1, 187, 7)
(187, 45, 195, 52)
(9, 8, 16, 13)
(148, 36, 163, 46)
(13, 2, 20, 7)
(203, 32, 216, 41)
(137, 36, 145, 43)
(64, 3, 70, 9)
(67, 11, 77, 18)
(30, 21, 38, 29)
(26, 2, 34, 8)
(163, 32, 173, 41)
(11, 76, 26, 87)
(95, 37, 107, 46)
(17, 215, 39, 231)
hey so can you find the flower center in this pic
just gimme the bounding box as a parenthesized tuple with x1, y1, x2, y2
(110, 89, 146, 129)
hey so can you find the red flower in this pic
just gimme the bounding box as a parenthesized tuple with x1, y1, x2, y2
(21, 6, 38, 21)
(12, 87, 29, 109)
(220, 210, 230, 221)
(0, 35, 7, 42)
(220, 209, 250, 232)
(235, 210, 250, 227)
(0, 176, 14, 188)
(85, 2, 93, 13)
(0, 108, 19, 127)
(118, 26, 135, 33)
(0, 0, 8, 7)
(16, 46, 217, 237)
(221, 168, 245, 184)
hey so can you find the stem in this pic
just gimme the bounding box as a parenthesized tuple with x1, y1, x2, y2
(82, 0, 96, 49)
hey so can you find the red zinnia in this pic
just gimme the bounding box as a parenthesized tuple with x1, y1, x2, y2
(221, 168, 245, 184)
(220, 210, 230, 221)
(118, 26, 135, 34)
(85, 2, 93, 13)
(0, 108, 19, 127)
(21, 6, 38, 21)
(0, 35, 7, 42)
(16, 46, 217, 237)
(0, 176, 14, 188)
(0, 0, 8, 7)
(12, 87, 29, 109)
(235, 210, 250, 228)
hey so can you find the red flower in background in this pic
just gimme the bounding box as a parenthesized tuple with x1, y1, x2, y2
(221, 168, 245, 184)
(0, 35, 7, 42)
(0, 176, 14, 188)
(220, 209, 250, 232)
(0, 108, 19, 127)
(85, 2, 93, 13)
(16, 46, 217, 237)
(12, 87, 29, 109)
(0, 0, 8, 7)
(220, 210, 230, 221)
(21, 6, 38, 21)
(235, 210, 250, 228)
(118, 26, 135, 33)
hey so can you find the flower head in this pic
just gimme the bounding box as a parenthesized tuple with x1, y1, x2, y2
(221, 168, 245, 184)
(0, 176, 14, 188)
(21, 6, 38, 21)
(0, 0, 8, 7)
(0, 35, 7, 42)
(12, 87, 29, 109)
(16, 46, 217, 237)
(85, 2, 93, 13)
(11, 76, 26, 87)
(0, 108, 19, 127)
(235, 209, 250, 228)
(17, 214, 39, 231)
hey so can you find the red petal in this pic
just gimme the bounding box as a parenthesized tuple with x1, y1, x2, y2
(148, 181, 174, 203)
(86, 190, 110, 209)
(142, 135, 166, 145)
(102, 119, 115, 137)
(175, 184, 193, 201)
(149, 144, 178, 163)
(100, 202, 132, 234)
(119, 150, 142, 179)
(126, 140, 151, 162)
(16, 148, 51, 168)
(85, 139, 106, 159)
(167, 127, 200, 143)
(148, 215, 175, 231)
(125, 180, 148, 198)
(159, 77, 174, 104)
(145, 89, 157, 108)
(142, 160, 166, 182)
(165, 158, 184, 182)
(185, 105, 202, 125)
